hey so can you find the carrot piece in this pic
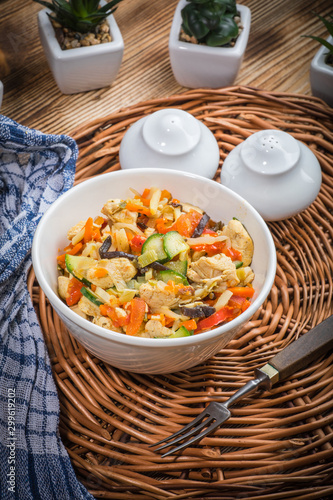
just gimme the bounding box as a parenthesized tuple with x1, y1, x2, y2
(94, 216, 104, 226)
(126, 298, 146, 336)
(228, 286, 255, 298)
(180, 319, 197, 331)
(84, 217, 94, 243)
(161, 189, 172, 201)
(174, 211, 202, 237)
(92, 227, 101, 241)
(126, 202, 151, 216)
(141, 188, 151, 199)
(68, 242, 83, 255)
(99, 304, 120, 327)
(94, 268, 108, 278)
(57, 242, 83, 267)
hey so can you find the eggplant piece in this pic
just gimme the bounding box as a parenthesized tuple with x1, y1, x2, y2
(99, 236, 137, 261)
(191, 212, 211, 237)
(137, 221, 148, 230)
(137, 261, 170, 275)
(180, 304, 215, 319)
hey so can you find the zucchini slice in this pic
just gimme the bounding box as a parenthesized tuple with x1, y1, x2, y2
(164, 259, 188, 276)
(163, 231, 189, 260)
(155, 269, 189, 286)
(80, 287, 104, 307)
(65, 254, 94, 286)
(141, 233, 168, 262)
(168, 326, 193, 338)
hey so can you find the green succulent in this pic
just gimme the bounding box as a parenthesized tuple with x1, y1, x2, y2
(181, 0, 240, 47)
(304, 13, 333, 58)
(33, 0, 124, 33)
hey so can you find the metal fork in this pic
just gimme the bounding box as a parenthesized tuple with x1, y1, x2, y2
(151, 314, 333, 457)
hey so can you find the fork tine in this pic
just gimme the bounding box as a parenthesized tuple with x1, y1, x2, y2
(160, 418, 223, 458)
(150, 407, 212, 448)
(154, 414, 215, 452)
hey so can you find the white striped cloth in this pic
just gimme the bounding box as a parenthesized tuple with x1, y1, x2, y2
(0, 116, 93, 499)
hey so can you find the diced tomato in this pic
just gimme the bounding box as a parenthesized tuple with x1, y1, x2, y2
(223, 247, 242, 261)
(130, 235, 147, 254)
(195, 306, 235, 332)
(202, 228, 218, 236)
(191, 239, 242, 260)
(66, 277, 83, 306)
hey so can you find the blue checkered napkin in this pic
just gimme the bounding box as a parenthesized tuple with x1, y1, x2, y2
(0, 116, 94, 499)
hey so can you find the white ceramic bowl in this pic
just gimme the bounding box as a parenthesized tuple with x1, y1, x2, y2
(32, 169, 276, 374)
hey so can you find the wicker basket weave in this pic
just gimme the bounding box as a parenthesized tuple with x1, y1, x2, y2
(30, 86, 333, 500)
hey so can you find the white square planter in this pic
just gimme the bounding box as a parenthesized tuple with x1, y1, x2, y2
(169, 0, 251, 89)
(310, 36, 333, 107)
(38, 8, 124, 94)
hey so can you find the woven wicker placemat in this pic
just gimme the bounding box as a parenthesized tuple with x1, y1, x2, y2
(30, 86, 333, 500)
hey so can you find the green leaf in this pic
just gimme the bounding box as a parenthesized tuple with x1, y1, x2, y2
(206, 16, 239, 46)
(315, 13, 333, 37)
(181, 4, 210, 40)
(305, 35, 333, 54)
(200, 5, 226, 30)
(223, 0, 238, 16)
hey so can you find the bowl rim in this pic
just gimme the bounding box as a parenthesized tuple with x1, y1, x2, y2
(32, 168, 277, 348)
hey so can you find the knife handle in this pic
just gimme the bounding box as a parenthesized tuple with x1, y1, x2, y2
(269, 315, 333, 382)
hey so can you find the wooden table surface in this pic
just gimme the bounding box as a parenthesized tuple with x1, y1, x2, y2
(1, 0, 332, 136)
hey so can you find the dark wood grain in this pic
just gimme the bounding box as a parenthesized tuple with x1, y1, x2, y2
(0, 0, 332, 135)
(270, 315, 333, 381)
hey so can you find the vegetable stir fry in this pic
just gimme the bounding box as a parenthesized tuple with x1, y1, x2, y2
(57, 187, 255, 338)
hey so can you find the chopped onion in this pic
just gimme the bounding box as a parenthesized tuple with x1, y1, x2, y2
(214, 290, 233, 311)
(72, 227, 85, 246)
(185, 235, 228, 246)
(113, 222, 145, 236)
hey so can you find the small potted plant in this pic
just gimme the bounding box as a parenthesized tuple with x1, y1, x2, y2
(33, 0, 125, 94)
(304, 13, 333, 107)
(169, 0, 251, 89)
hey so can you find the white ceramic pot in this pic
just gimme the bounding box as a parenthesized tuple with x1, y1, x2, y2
(37, 7, 124, 94)
(169, 0, 251, 89)
(310, 36, 333, 107)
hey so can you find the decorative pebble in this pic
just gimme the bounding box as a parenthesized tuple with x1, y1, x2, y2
(51, 19, 112, 50)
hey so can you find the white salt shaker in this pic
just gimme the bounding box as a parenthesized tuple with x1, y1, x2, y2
(220, 130, 322, 221)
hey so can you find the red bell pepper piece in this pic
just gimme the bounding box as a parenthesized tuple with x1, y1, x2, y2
(195, 306, 235, 332)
